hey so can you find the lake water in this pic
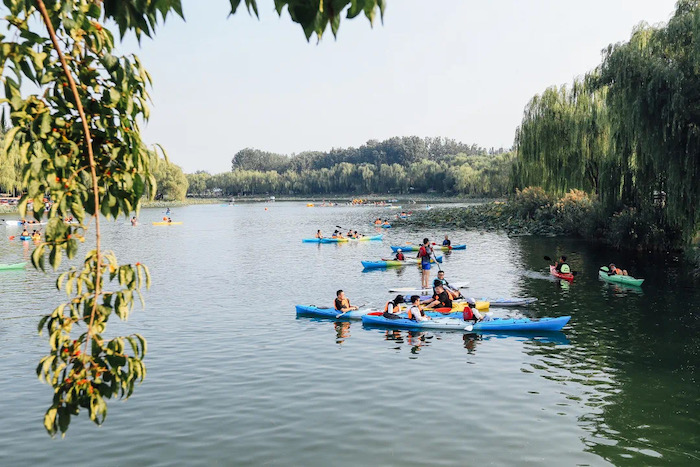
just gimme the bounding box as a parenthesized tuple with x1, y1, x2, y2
(0, 203, 698, 466)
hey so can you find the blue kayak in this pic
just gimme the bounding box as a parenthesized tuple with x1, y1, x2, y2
(295, 305, 373, 320)
(302, 238, 322, 243)
(362, 255, 443, 269)
(361, 313, 570, 332)
(381, 224, 391, 229)
(402, 295, 537, 307)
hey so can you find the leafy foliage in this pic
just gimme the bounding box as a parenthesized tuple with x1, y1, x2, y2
(0, 0, 381, 436)
(513, 0, 700, 247)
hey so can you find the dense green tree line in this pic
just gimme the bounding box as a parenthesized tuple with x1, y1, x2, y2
(513, 0, 700, 246)
(188, 137, 513, 196)
(0, 130, 188, 201)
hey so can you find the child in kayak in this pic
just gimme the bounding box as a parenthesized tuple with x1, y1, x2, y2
(334, 290, 358, 312)
(394, 249, 405, 261)
(407, 295, 430, 321)
(607, 263, 628, 276)
(383, 295, 404, 320)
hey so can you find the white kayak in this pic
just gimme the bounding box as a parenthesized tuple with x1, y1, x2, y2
(388, 282, 470, 295)
(4, 220, 47, 227)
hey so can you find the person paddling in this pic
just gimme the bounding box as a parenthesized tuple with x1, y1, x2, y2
(418, 238, 433, 288)
(394, 248, 405, 261)
(334, 290, 358, 312)
(442, 235, 451, 247)
(554, 255, 570, 274)
(383, 295, 404, 320)
(407, 295, 430, 322)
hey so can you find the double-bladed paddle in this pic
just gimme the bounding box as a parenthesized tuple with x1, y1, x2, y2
(335, 303, 367, 319)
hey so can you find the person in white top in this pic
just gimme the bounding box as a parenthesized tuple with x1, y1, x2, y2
(407, 295, 430, 322)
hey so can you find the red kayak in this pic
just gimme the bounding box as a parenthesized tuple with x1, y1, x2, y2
(550, 265, 574, 281)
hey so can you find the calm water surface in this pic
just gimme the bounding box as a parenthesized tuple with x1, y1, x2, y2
(0, 203, 698, 466)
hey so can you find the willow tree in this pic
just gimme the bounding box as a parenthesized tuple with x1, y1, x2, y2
(0, 0, 385, 437)
(513, 81, 609, 196)
(594, 0, 700, 243)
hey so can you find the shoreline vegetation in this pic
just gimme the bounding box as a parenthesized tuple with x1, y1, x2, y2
(395, 187, 689, 254)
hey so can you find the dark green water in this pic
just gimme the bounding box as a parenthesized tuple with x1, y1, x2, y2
(0, 203, 697, 465)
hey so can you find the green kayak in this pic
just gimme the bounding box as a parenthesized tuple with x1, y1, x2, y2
(599, 266, 644, 287)
(0, 262, 27, 271)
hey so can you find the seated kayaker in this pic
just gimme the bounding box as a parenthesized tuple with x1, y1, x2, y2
(347, 229, 354, 238)
(555, 256, 570, 274)
(462, 304, 485, 323)
(21, 228, 29, 237)
(433, 271, 463, 299)
(354, 230, 362, 238)
(331, 230, 339, 239)
(374, 218, 382, 225)
(425, 284, 452, 309)
(394, 249, 405, 261)
(383, 295, 404, 320)
(608, 263, 628, 276)
(167, 217, 173, 223)
(407, 295, 430, 321)
(334, 290, 358, 312)
(382, 220, 390, 226)
(315, 230, 322, 239)
(442, 235, 451, 247)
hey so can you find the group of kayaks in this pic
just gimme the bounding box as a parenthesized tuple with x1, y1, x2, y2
(303, 234, 383, 243)
(362, 243, 466, 270)
(550, 265, 644, 287)
(295, 305, 569, 333)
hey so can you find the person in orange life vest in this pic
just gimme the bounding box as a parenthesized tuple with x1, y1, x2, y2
(334, 290, 358, 312)
(608, 263, 628, 276)
(406, 295, 430, 322)
(424, 284, 452, 309)
(382, 295, 404, 320)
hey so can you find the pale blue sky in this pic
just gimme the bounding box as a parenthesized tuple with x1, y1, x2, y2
(123, 0, 678, 173)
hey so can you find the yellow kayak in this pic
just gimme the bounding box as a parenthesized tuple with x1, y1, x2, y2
(152, 221, 183, 226)
(400, 300, 489, 312)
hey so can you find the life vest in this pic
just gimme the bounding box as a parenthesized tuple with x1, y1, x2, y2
(396, 253, 404, 260)
(407, 306, 421, 320)
(612, 267, 623, 275)
(418, 246, 428, 258)
(384, 300, 400, 313)
(462, 305, 475, 321)
(560, 264, 571, 274)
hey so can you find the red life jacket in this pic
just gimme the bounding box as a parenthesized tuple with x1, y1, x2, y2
(462, 305, 475, 321)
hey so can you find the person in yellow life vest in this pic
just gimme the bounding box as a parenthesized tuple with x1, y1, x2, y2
(334, 290, 358, 312)
(555, 255, 570, 274)
(608, 263, 628, 276)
